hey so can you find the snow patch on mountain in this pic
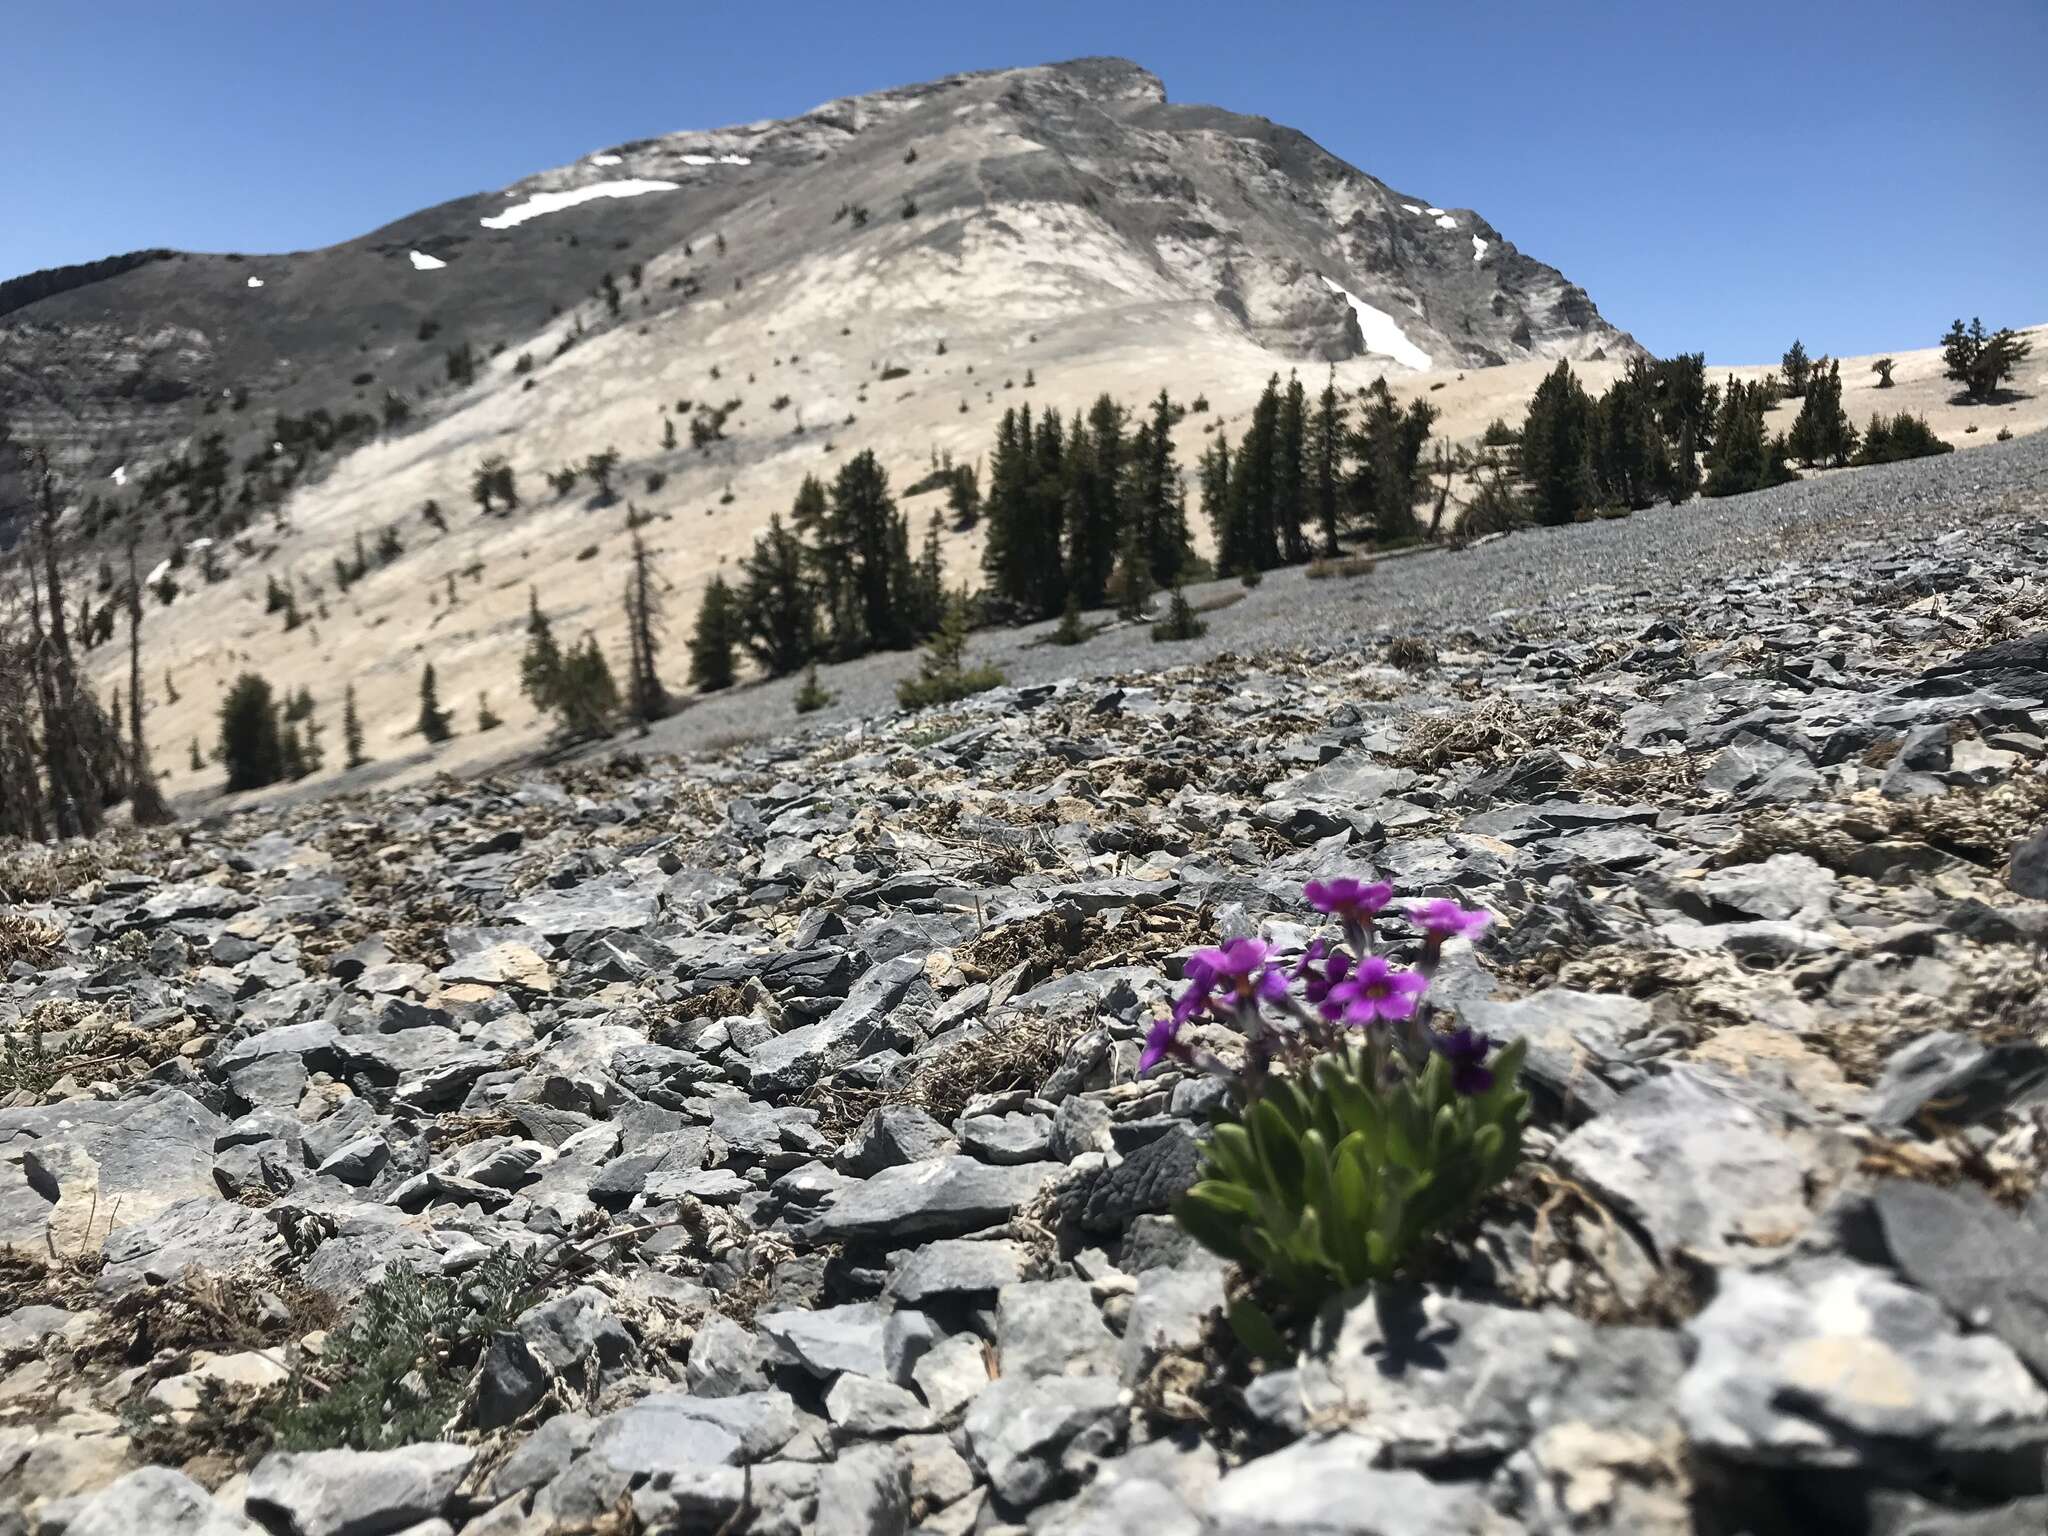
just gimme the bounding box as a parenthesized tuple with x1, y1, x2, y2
(1472, 236, 1489, 263)
(480, 179, 681, 231)
(408, 251, 447, 271)
(1320, 276, 1432, 370)
(590, 154, 623, 167)
(677, 154, 752, 167)
(245, 277, 264, 289)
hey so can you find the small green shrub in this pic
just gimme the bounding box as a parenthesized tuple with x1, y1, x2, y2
(1151, 588, 1206, 642)
(266, 1251, 537, 1450)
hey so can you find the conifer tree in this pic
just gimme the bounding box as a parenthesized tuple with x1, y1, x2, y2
(1941, 318, 2032, 402)
(218, 673, 285, 791)
(1781, 339, 1812, 399)
(417, 663, 452, 743)
(1871, 357, 1895, 389)
(1228, 376, 1284, 570)
(1518, 362, 1600, 525)
(794, 662, 833, 714)
(980, 407, 1063, 618)
(1109, 510, 1152, 621)
(519, 589, 565, 713)
(1063, 395, 1125, 606)
(553, 634, 619, 740)
(688, 575, 740, 691)
(895, 590, 1003, 708)
(623, 532, 669, 728)
(831, 450, 916, 652)
(1351, 378, 1440, 539)
(342, 684, 367, 768)
(913, 510, 946, 638)
(585, 447, 621, 499)
(1308, 371, 1346, 555)
(1151, 586, 1206, 642)
(788, 474, 860, 657)
(1789, 358, 1858, 467)
(477, 693, 502, 731)
(735, 513, 816, 675)
(1129, 389, 1191, 586)
(1276, 372, 1309, 561)
(1200, 432, 1238, 573)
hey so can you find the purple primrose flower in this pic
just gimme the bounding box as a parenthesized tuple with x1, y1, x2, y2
(1432, 1026, 1497, 1095)
(1304, 877, 1394, 925)
(1328, 954, 1428, 1026)
(1408, 899, 1493, 945)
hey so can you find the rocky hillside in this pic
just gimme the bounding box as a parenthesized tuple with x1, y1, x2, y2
(3, 438, 2046, 1533)
(2, 56, 1657, 806)
(1, 57, 1631, 502)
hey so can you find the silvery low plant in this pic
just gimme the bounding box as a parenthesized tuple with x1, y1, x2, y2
(1145, 879, 1528, 1345)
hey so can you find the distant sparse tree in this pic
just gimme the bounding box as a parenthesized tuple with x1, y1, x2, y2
(585, 447, 621, 499)
(1871, 357, 1895, 389)
(342, 683, 367, 768)
(794, 662, 832, 714)
(122, 539, 174, 824)
(623, 532, 669, 729)
(1941, 317, 2033, 402)
(417, 663, 452, 743)
(477, 693, 502, 731)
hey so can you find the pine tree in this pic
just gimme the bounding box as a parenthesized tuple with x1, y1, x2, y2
(417, 663, 452, 743)
(1051, 592, 1088, 645)
(342, 684, 367, 768)
(623, 532, 669, 728)
(585, 447, 621, 499)
(1781, 340, 1812, 399)
(1228, 376, 1284, 571)
(1200, 433, 1238, 573)
(1308, 371, 1346, 555)
(1151, 586, 1206, 642)
(896, 590, 1003, 708)
(1125, 390, 1190, 587)
(980, 407, 1062, 618)
(831, 450, 916, 652)
(1941, 317, 2033, 402)
(1789, 358, 1857, 467)
(519, 589, 565, 713)
(1871, 357, 1895, 389)
(735, 513, 816, 675)
(1108, 510, 1152, 621)
(1276, 372, 1309, 561)
(218, 673, 285, 791)
(554, 635, 619, 740)
(913, 510, 946, 637)
(688, 576, 740, 691)
(1519, 362, 1600, 524)
(1063, 395, 1125, 606)
(1351, 378, 1440, 539)
(793, 662, 833, 714)
(477, 693, 502, 731)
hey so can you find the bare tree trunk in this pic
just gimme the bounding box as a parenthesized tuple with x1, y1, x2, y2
(124, 537, 175, 826)
(32, 456, 102, 837)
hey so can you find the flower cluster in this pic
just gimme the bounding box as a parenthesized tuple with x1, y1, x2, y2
(1141, 880, 1495, 1096)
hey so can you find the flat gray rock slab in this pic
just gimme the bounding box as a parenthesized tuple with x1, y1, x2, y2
(807, 1155, 1059, 1243)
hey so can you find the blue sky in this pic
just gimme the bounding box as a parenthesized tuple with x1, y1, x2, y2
(10, 0, 2043, 360)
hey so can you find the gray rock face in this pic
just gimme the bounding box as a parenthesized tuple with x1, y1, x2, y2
(1250, 1290, 1683, 1466)
(887, 1237, 1030, 1303)
(963, 1375, 1123, 1509)
(52, 1466, 264, 1535)
(477, 1287, 639, 1429)
(1872, 1178, 2048, 1383)
(1679, 1259, 2048, 1471)
(1553, 1068, 1834, 1266)
(1207, 1437, 1507, 1535)
(245, 1443, 475, 1536)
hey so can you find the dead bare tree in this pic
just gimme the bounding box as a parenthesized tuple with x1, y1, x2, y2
(124, 535, 175, 826)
